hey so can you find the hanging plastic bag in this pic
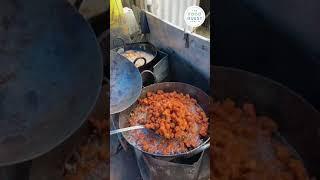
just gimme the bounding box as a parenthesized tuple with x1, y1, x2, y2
(110, 0, 130, 49)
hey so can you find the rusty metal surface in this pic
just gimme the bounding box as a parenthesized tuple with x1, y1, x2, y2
(0, 0, 103, 165)
(135, 149, 205, 180)
(110, 51, 142, 114)
(152, 50, 169, 82)
(110, 146, 142, 180)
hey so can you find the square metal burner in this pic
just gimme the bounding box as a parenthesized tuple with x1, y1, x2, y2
(135, 149, 208, 180)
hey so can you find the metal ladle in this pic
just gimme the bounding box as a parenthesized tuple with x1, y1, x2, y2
(110, 125, 145, 135)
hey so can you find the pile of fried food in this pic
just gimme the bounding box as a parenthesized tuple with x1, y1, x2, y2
(63, 117, 108, 180)
(211, 98, 309, 180)
(128, 90, 209, 155)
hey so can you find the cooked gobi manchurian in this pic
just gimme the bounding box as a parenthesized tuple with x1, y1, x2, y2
(129, 90, 209, 155)
(211, 98, 309, 180)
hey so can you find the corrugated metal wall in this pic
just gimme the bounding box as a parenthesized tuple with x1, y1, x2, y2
(146, 0, 200, 31)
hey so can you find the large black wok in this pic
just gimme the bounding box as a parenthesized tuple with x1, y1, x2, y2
(118, 82, 210, 159)
(212, 66, 320, 178)
(110, 51, 142, 114)
(0, 0, 102, 165)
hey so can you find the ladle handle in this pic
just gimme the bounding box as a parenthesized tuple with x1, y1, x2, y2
(110, 125, 145, 135)
(133, 57, 147, 66)
(141, 70, 156, 87)
(199, 143, 210, 151)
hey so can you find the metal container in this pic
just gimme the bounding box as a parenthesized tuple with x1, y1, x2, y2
(113, 38, 158, 70)
(112, 48, 169, 86)
(118, 82, 210, 159)
(135, 148, 206, 180)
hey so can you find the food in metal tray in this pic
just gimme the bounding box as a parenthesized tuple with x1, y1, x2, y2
(211, 98, 309, 180)
(128, 90, 209, 155)
(121, 50, 155, 67)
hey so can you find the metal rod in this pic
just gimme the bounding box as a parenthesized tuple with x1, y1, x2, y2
(110, 125, 145, 135)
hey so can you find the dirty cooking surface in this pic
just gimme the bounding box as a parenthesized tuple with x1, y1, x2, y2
(127, 90, 209, 155)
(211, 98, 309, 180)
(121, 50, 154, 67)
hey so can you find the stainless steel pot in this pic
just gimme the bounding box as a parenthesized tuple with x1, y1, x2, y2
(118, 82, 210, 159)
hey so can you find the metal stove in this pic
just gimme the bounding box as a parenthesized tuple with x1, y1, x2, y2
(134, 149, 209, 180)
